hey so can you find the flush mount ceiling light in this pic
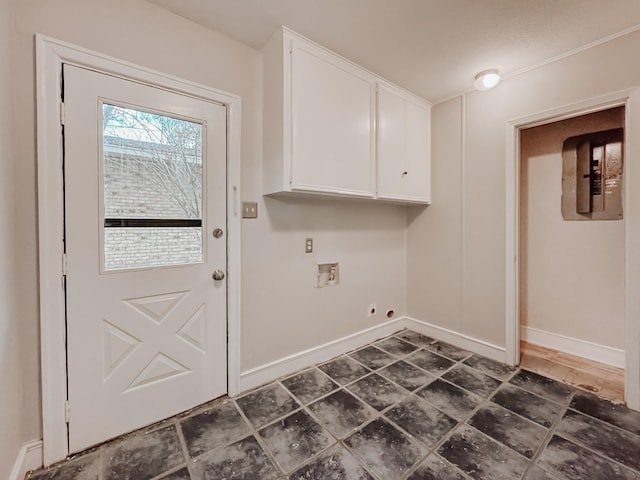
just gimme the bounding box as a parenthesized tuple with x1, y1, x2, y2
(474, 69, 501, 91)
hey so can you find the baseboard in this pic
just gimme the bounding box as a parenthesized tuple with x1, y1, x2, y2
(239, 318, 405, 393)
(521, 326, 625, 368)
(238, 316, 512, 393)
(9, 440, 43, 480)
(404, 316, 507, 363)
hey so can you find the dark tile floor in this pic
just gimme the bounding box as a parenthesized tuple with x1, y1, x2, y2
(28, 329, 640, 480)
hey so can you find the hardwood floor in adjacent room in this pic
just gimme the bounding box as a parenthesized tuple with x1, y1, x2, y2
(520, 341, 625, 404)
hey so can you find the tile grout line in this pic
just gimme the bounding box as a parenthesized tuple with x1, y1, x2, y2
(272, 380, 346, 476)
(29, 329, 636, 480)
(291, 332, 449, 479)
(230, 394, 290, 478)
(344, 343, 479, 478)
(494, 368, 577, 479)
(173, 393, 295, 477)
(548, 406, 640, 476)
(392, 374, 491, 478)
(565, 403, 640, 439)
(368, 334, 510, 479)
(520, 388, 579, 479)
(277, 362, 416, 480)
(197, 358, 577, 480)
(398, 365, 562, 480)
(549, 430, 640, 476)
(172, 416, 196, 480)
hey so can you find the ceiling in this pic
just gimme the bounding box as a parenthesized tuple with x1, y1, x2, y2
(146, 0, 640, 103)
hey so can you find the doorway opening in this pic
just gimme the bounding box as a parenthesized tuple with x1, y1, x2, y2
(518, 106, 625, 402)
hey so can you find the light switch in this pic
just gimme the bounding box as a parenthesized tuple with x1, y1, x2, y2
(242, 202, 258, 219)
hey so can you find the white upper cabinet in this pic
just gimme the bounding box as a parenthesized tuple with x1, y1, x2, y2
(290, 39, 375, 196)
(263, 27, 431, 204)
(264, 28, 375, 198)
(377, 82, 431, 203)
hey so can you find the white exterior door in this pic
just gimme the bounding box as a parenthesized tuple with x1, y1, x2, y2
(63, 65, 228, 452)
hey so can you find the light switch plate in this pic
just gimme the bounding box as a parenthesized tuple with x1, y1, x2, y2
(242, 201, 258, 219)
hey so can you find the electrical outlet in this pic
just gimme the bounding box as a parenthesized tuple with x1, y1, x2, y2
(305, 238, 313, 253)
(368, 304, 377, 316)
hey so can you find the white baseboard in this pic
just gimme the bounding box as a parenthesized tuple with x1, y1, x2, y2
(9, 440, 43, 480)
(405, 316, 506, 363)
(521, 326, 625, 368)
(239, 318, 405, 393)
(239, 316, 511, 394)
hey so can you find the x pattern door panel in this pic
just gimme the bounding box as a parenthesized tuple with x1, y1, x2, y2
(104, 291, 209, 392)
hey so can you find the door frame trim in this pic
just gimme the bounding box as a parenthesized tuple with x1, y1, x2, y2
(504, 88, 640, 410)
(36, 35, 242, 465)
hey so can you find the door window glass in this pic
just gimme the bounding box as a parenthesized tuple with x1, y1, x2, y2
(102, 104, 204, 270)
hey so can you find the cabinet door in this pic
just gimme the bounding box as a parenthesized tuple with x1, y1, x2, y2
(405, 99, 431, 201)
(377, 84, 431, 203)
(290, 40, 374, 196)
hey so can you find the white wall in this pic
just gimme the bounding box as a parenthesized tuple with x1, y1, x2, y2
(520, 108, 625, 349)
(0, 0, 27, 476)
(407, 98, 463, 331)
(243, 196, 406, 370)
(408, 29, 640, 350)
(8, 0, 407, 446)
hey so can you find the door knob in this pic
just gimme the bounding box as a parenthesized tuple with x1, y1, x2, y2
(212, 270, 225, 281)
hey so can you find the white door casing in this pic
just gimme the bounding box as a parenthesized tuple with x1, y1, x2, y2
(63, 64, 228, 452)
(505, 89, 640, 411)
